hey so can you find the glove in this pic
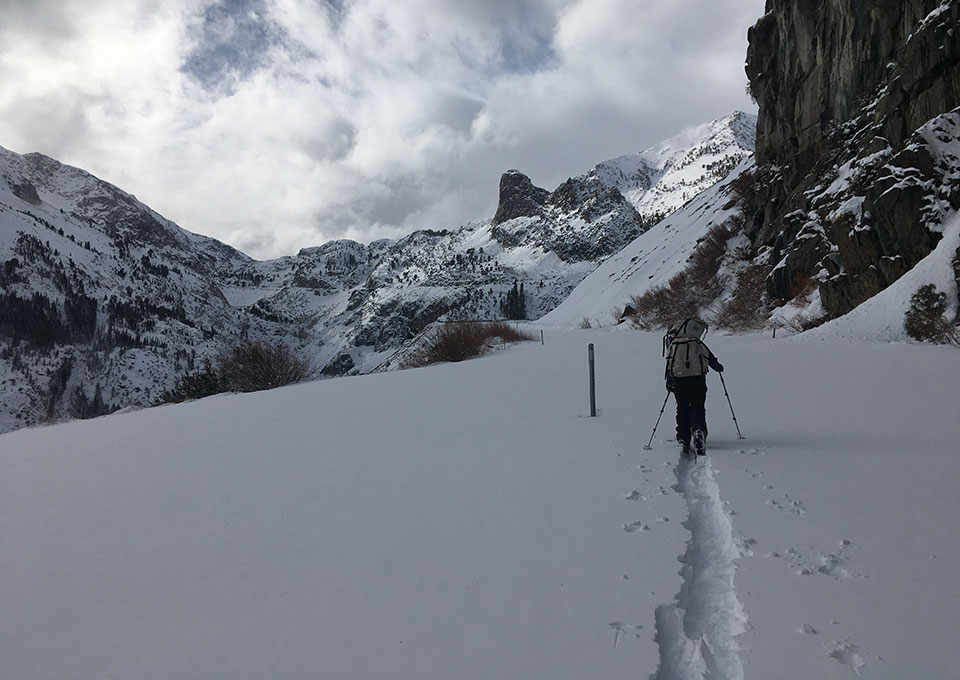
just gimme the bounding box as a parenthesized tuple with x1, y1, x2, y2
(665, 377, 674, 393)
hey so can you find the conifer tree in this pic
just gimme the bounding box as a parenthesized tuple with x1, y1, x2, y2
(904, 284, 958, 343)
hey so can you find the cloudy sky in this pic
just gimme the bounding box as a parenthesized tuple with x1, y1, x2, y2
(0, 0, 765, 259)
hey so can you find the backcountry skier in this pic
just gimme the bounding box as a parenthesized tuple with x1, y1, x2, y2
(664, 318, 723, 456)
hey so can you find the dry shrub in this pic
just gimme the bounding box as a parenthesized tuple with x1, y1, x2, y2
(402, 321, 536, 367)
(688, 223, 733, 286)
(788, 272, 818, 305)
(716, 265, 771, 331)
(727, 167, 761, 208)
(486, 321, 536, 344)
(627, 284, 673, 330)
(218, 341, 316, 392)
(158, 359, 221, 403)
(628, 224, 732, 329)
(782, 310, 831, 333)
(159, 340, 315, 403)
(629, 271, 700, 330)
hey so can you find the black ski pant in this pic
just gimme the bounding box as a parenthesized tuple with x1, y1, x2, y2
(672, 375, 707, 444)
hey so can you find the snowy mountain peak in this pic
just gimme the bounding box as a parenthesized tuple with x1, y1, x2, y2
(583, 111, 756, 222)
(641, 111, 756, 169)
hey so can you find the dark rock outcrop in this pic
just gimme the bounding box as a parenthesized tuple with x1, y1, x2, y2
(321, 352, 355, 377)
(492, 170, 550, 225)
(11, 181, 41, 204)
(744, 0, 960, 316)
(489, 170, 649, 262)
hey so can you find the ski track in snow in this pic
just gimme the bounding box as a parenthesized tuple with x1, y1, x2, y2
(651, 457, 747, 680)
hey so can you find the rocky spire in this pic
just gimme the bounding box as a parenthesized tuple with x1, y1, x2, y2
(492, 170, 550, 225)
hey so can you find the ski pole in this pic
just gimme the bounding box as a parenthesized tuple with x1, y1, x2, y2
(643, 392, 671, 450)
(719, 372, 745, 439)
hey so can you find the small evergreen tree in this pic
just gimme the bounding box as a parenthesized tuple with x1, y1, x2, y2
(157, 359, 222, 403)
(904, 284, 958, 343)
(501, 280, 527, 320)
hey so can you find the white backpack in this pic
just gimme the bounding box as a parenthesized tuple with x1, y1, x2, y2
(664, 319, 711, 378)
(666, 338, 712, 378)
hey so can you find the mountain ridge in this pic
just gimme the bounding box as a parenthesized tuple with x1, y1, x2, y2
(0, 112, 754, 433)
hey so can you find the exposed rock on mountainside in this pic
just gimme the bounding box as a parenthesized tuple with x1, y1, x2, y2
(748, 1, 960, 179)
(492, 170, 551, 225)
(489, 172, 646, 262)
(744, 0, 960, 316)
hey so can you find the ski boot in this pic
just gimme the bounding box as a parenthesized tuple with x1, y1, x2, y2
(692, 429, 706, 457)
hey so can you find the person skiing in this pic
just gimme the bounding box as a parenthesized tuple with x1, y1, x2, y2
(663, 318, 723, 456)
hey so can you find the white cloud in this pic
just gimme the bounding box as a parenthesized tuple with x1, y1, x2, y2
(0, 0, 764, 259)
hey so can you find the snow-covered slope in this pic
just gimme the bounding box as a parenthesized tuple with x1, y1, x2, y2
(2, 328, 957, 679)
(547, 150, 960, 344)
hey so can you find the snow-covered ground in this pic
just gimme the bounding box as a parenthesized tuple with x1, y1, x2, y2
(2, 327, 958, 679)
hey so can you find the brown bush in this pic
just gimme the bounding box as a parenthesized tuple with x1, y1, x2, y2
(788, 272, 818, 305)
(716, 265, 771, 331)
(402, 321, 536, 367)
(158, 359, 221, 404)
(687, 224, 733, 288)
(727, 167, 761, 209)
(628, 272, 698, 330)
(628, 224, 732, 330)
(217, 341, 316, 392)
(158, 340, 315, 403)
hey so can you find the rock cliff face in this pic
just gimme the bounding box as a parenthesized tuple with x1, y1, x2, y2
(748, 0, 960, 181)
(744, 0, 960, 316)
(492, 170, 551, 225)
